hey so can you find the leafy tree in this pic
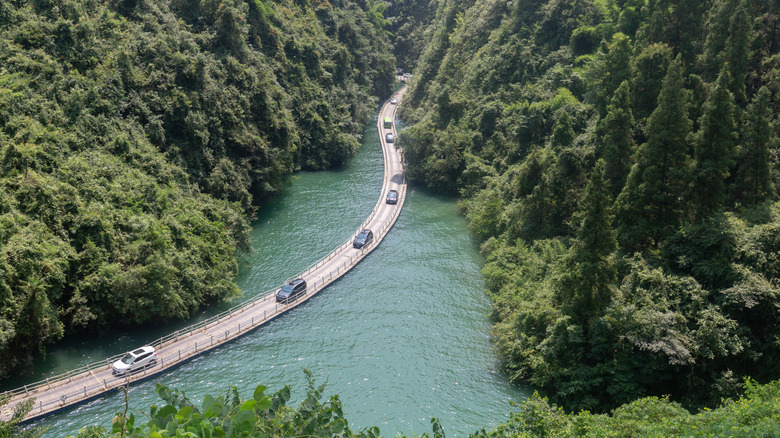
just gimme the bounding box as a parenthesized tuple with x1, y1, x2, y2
(550, 110, 576, 149)
(0, 395, 46, 438)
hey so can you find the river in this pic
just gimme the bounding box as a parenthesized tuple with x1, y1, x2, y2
(15, 111, 530, 437)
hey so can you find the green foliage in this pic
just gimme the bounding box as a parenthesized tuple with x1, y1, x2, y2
(473, 379, 780, 437)
(691, 67, 737, 220)
(616, 56, 691, 251)
(63, 373, 458, 438)
(556, 160, 617, 325)
(598, 81, 635, 196)
(734, 86, 775, 203)
(0, 394, 47, 438)
(401, 0, 780, 415)
(0, 0, 394, 378)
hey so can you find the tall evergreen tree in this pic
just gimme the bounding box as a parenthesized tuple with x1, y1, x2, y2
(557, 160, 617, 326)
(595, 33, 634, 117)
(734, 86, 775, 203)
(692, 67, 737, 220)
(724, 0, 751, 105)
(599, 81, 636, 197)
(700, 0, 735, 79)
(631, 43, 673, 123)
(639, 0, 711, 62)
(616, 56, 692, 251)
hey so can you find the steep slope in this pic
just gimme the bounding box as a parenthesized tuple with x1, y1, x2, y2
(401, 0, 780, 411)
(0, 0, 394, 378)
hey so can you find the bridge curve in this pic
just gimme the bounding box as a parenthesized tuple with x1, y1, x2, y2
(1, 86, 408, 424)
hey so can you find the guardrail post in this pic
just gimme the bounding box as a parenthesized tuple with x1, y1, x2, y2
(178, 350, 181, 360)
(103, 379, 107, 388)
(24, 385, 28, 396)
(84, 386, 87, 397)
(39, 401, 42, 412)
(251, 316, 254, 326)
(210, 335, 213, 346)
(67, 371, 72, 382)
(264, 310, 266, 320)
(195, 342, 198, 353)
(46, 377, 50, 389)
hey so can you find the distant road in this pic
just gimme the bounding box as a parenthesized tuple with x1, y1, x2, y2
(0, 85, 408, 424)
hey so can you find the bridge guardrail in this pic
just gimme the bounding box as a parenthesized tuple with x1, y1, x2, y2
(0, 88, 408, 418)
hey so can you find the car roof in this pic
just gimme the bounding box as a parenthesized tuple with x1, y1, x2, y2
(131, 346, 154, 355)
(289, 278, 305, 285)
(360, 229, 372, 234)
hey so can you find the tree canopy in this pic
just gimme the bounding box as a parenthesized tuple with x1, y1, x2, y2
(0, 0, 394, 379)
(400, 0, 780, 412)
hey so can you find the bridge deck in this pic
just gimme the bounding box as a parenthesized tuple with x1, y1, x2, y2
(0, 86, 408, 424)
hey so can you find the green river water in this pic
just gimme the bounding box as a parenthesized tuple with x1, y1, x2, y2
(13, 112, 530, 437)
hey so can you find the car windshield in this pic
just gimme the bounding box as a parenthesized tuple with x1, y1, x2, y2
(120, 353, 135, 364)
(281, 284, 294, 293)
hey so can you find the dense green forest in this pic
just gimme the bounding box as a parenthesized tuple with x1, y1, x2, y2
(400, 0, 780, 412)
(0, 0, 394, 379)
(384, 0, 435, 71)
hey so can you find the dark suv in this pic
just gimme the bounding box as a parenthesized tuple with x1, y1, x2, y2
(386, 190, 398, 204)
(353, 229, 374, 249)
(276, 278, 307, 303)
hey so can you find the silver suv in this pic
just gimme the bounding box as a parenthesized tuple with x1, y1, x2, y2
(112, 346, 157, 375)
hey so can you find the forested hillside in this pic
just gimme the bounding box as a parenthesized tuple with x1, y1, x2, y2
(0, 0, 394, 379)
(385, 0, 436, 71)
(401, 0, 780, 412)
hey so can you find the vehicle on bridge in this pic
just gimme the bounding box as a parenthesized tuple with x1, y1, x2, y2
(112, 346, 157, 375)
(386, 190, 398, 204)
(276, 278, 307, 304)
(353, 229, 374, 249)
(384, 117, 392, 128)
(385, 133, 394, 143)
(391, 98, 398, 105)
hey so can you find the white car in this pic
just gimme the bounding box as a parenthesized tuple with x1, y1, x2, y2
(112, 346, 157, 375)
(391, 98, 398, 105)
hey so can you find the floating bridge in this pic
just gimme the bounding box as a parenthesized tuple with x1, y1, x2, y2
(0, 86, 408, 424)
